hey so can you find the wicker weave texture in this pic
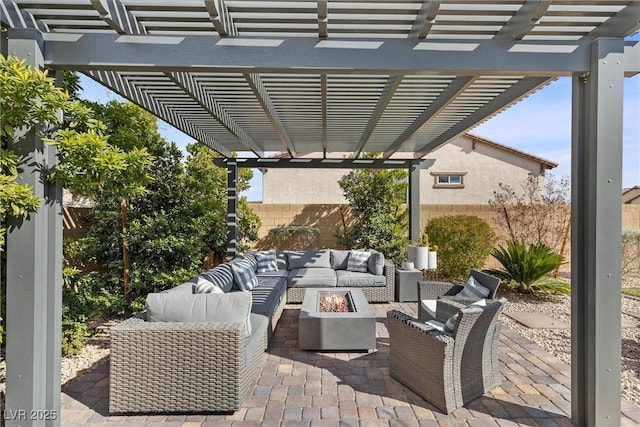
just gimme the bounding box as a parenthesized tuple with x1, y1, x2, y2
(110, 319, 250, 414)
(286, 260, 395, 303)
(387, 299, 505, 414)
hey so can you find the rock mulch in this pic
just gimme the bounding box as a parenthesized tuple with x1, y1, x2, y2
(499, 278, 640, 406)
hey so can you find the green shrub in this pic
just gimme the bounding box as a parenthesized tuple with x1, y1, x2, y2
(485, 241, 569, 295)
(424, 215, 496, 280)
(266, 226, 320, 250)
(61, 318, 89, 357)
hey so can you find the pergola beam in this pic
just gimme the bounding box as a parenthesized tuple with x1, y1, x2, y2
(244, 72, 296, 157)
(355, 75, 403, 157)
(383, 76, 476, 158)
(585, 1, 640, 40)
(167, 72, 265, 157)
(213, 157, 431, 170)
(85, 69, 233, 157)
(495, 0, 551, 40)
(89, 0, 147, 35)
(318, 0, 327, 38)
(413, 76, 552, 158)
(1, 0, 48, 31)
(204, 0, 237, 36)
(43, 33, 622, 75)
(410, 0, 440, 38)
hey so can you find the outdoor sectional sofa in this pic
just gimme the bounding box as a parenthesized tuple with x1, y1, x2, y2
(109, 248, 395, 414)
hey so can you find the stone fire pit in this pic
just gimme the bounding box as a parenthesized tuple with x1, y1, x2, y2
(298, 288, 376, 351)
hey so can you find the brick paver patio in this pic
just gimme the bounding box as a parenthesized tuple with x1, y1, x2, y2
(61, 302, 640, 426)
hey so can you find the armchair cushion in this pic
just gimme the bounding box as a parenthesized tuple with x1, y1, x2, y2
(456, 275, 490, 299)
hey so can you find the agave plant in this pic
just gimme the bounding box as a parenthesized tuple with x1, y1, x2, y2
(485, 241, 569, 295)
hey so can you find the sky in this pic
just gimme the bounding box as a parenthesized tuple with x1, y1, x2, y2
(79, 65, 639, 203)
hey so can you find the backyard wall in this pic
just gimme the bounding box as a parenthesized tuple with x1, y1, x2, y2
(249, 203, 640, 269)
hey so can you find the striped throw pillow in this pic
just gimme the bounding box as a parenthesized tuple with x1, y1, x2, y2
(230, 258, 259, 291)
(256, 250, 278, 273)
(194, 276, 224, 294)
(456, 276, 490, 299)
(347, 250, 371, 272)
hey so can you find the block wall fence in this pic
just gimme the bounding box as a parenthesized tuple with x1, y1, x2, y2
(247, 203, 640, 270)
(63, 204, 640, 270)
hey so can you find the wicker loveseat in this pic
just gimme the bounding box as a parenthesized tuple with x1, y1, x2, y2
(110, 248, 394, 414)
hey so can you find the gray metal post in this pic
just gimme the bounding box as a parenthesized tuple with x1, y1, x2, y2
(571, 38, 624, 427)
(45, 72, 64, 426)
(226, 159, 239, 259)
(5, 28, 61, 427)
(409, 161, 421, 242)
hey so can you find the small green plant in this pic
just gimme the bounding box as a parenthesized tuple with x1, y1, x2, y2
(424, 215, 496, 280)
(485, 241, 569, 295)
(622, 288, 640, 298)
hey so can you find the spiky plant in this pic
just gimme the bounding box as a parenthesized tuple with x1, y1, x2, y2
(485, 241, 569, 295)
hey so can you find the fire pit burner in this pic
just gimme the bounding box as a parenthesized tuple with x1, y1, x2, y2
(318, 292, 353, 313)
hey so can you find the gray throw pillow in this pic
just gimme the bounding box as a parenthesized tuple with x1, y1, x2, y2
(457, 276, 490, 299)
(194, 276, 224, 294)
(367, 250, 385, 275)
(145, 291, 253, 337)
(442, 299, 488, 334)
(330, 249, 351, 270)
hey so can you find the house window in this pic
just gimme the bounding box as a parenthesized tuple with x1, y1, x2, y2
(431, 172, 467, 188)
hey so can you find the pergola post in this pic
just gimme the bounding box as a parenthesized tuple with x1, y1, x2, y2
(571, 38, 624, 427)
(5, 28, 63, 426)
(409, 161, 421, 242)
(226, 159, 239, 259)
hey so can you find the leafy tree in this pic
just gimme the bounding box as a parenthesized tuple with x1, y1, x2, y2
(337, 154, 408, 265)
(485, 241, 569, 295)
(424, 215, 496, 280)
(184, 143, 260, 260)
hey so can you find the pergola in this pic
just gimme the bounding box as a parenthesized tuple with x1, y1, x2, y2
(2, 1, 639, 425)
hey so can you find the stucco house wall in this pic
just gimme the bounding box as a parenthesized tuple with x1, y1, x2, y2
(262, 133, 556, 205)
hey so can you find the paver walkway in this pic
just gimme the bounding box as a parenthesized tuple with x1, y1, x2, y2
(61, 302, 640, 426)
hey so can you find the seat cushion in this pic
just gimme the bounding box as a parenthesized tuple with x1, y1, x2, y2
(287, 268, 337, 288)
(251, 275, 287, 318)
(335, 270, 385, 287)
(288, 249, 331, 269)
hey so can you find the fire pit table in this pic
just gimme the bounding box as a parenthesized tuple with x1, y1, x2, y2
(298, 288, 377, 351)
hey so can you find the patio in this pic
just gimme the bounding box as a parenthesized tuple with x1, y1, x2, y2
(60, 302, 640, 426)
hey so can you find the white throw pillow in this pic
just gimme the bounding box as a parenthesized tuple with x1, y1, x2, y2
(256, 250, 278, 273)
(457, 275, 491, 299)
(194, 276, 224, 294)
(347, 250, 371, 272)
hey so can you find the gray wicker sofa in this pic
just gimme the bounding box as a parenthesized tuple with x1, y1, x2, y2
(110, 248, 394, 414)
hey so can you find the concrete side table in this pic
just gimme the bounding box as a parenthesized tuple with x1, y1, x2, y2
(395, 269, 423, 302)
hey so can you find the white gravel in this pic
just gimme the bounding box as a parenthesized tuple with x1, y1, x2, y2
(499, 275, 640, 406)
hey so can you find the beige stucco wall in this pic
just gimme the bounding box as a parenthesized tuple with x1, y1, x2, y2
(261, 134, 546, 205)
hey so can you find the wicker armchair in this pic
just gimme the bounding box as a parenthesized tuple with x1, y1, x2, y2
(418, 269, 501, 321)
(387, 297, 506, 414)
